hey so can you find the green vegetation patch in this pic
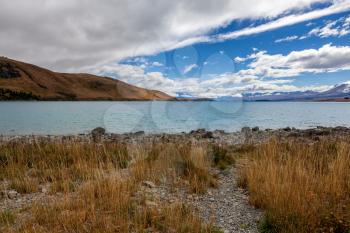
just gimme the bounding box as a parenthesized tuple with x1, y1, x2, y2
(0, 88, 40, 100)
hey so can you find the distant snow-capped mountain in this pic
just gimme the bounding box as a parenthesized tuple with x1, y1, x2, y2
(241, 83, 350, 101)
(318, 83, 350, 97)
(243, 90, 318, 101)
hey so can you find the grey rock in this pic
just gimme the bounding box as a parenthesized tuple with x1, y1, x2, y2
(91, 127, 106, 136)
(241, 127, 251, 134)
(252, 127, 259, 132)
(213, 130, 226, 134)
(203, 131, 214, 138)
(283, 127, 292, 132)
(142, 181, 156, 189)
(7, 190, 19, 199)
(41, 187, 48, 194)
(91, 127, 106, 142)
(190, 128, 206, 134)
(133, 131, 145, 136)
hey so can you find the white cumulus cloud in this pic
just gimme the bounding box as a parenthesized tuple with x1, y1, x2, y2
(236, 44, 350, 78)
(0, 0, 346, 71)
(307, 15, 350, 38)
(93, 44, 350, 97)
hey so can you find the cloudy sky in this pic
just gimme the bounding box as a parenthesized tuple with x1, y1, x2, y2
(1, 0, 350, 97)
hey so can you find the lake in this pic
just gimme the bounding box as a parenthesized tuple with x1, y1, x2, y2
(0, 101, 350, 135)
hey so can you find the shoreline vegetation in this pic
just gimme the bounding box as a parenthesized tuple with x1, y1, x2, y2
(0, 87, 213, 101)
(1, 127, 350, 233)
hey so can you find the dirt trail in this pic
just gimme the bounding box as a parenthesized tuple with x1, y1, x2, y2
(189, 168, 262, 233)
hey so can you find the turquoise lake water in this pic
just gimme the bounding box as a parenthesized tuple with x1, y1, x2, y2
(0, 101, 350, 135)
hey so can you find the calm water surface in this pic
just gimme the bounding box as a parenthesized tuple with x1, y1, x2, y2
(0, 101, 350, 135)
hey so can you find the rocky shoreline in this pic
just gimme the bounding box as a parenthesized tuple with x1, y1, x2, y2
(1, 126, 350, 145)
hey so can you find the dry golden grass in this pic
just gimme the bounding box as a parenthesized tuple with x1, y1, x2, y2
(129, 143, 218, 194)
(0, 141, 225, 232)
(9, 177, 39, 194)
(238, 138, 350, 233)
(0, 142, 130, 192)
(11, 177, 220, 233)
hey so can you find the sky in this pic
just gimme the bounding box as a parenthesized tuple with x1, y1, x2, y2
(1, 0, 350, 98)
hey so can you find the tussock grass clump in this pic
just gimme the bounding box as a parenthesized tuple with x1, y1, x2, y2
(50, 180, 76, 194)
(238, 138, 350, 233)
(9, 177, 39, 194)
(179, 146, 218, 193)
(211, 145, 235, 170)
(131, 144, 217, 194)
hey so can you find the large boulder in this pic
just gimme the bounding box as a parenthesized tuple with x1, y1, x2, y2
(252, 126, 260, 132)
(283, 127, 292, 132)
(190, 128, 206, 135)
(91, 127, 106, 142)
(241, 127, 251, 134)
(202, 131, 214, 139)
(190, 129, 214, 139)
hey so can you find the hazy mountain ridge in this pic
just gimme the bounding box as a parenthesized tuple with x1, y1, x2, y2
(0, 57, 174, 101)
(242, 84, 350, 101)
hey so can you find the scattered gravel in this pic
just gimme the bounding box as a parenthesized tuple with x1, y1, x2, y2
(0, 183, 59, 211)
(139, 167, 262, 233)
(189, 168, 262, 233)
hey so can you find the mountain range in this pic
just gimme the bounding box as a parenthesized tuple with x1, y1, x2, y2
(242, 84, 350, 102)
(0, 57, 173, 101)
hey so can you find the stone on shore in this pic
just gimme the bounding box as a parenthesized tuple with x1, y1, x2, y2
(91, 127, 106, 142)
(91, 127, 106, 136)
(252, 126, 259, 132)
(241, 127, 251, 134)
(190, 129, 214, 138)
(283, 127, 292, 132)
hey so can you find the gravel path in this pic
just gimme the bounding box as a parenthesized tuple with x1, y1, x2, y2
(190, 168, 262, 233)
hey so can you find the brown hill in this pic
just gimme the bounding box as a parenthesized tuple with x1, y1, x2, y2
(0, 57, 174, 101)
